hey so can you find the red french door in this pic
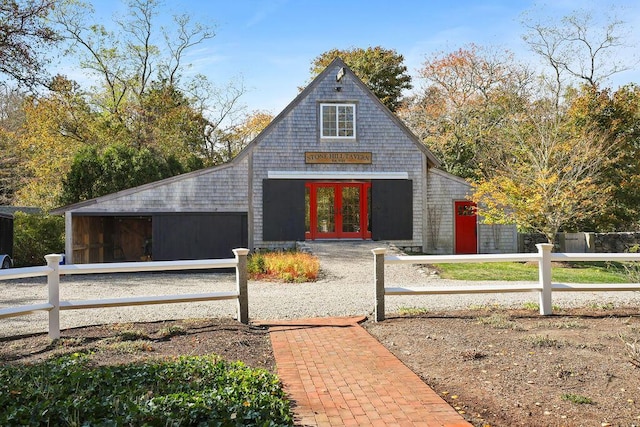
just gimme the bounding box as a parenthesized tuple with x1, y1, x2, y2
(455, 201, 478, 254)
(305, 182, 371, 240)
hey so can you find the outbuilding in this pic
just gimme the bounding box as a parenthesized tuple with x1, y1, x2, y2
(52, 58, 516, 264)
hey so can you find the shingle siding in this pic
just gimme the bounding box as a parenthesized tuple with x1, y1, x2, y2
(71, 158, 250, 213)
(251, 64, 425, 248)
(426, 168, 517, 254)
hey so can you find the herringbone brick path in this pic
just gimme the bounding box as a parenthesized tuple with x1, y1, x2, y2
(263, 316, 472, 427)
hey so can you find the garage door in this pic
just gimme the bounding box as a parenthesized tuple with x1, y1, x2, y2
(153, 213, 248, 260)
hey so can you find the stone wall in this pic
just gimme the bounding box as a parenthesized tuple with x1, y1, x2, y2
(519, 232, 640, 253)
(593, 232, 640, 253)
(518, 233, 553, 253)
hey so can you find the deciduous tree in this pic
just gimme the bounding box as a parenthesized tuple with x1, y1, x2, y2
(565, 84, 640, 231)
(54, 0, 246, 167)
(473, 91, 615, 243)
(11, 0, 251, 209)
(400, 44, 532, 180)
(522, 9, 632, 92)
(59, 143, 185, 205)
(0, 0, 60, 87)
(310, 47, 411, 112)
(0, 86, 27, 204)
(211, 110, 272, 162)
(13, 76, 92, 209)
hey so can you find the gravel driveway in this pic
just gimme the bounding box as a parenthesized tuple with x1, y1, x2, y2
(2, 241, 639, 337)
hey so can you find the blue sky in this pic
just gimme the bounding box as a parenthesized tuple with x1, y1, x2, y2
(80, 0, 640, 115)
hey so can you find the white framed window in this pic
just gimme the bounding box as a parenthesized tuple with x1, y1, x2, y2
(320, 103, 356, 139)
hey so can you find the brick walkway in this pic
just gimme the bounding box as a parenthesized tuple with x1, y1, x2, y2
(263, 316, 472, 427)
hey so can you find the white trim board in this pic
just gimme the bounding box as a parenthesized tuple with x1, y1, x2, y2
(267, 171, 409, 180)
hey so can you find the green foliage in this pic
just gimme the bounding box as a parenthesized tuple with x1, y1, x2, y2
(11, 1, 241, 209)
(477, 314, 522, 330)
(310, 46, 412, 112)
(12, 212, 64, 267)
(0, 88, 26, 205)
(248, 251, 320, 283)
(59, 143, 190, 205)
(248, 252, 266, 276)
(561, 393, 593, 404)
(0, 353, 293, 426)
(472, 87, 613, 242)
(588, 301, 615, 310)
(567, 85, 640, 231)
(403, 44, 530, 181)
(404, 38, 629, 235)
(525, 334, 564, 348)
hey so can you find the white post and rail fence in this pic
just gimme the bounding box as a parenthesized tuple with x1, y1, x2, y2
(0, 248, 250, 339)
(2, 245, 640, 338)
(373, 243, 640, 321)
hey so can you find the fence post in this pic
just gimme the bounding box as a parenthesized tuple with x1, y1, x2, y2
(536, 243, 553, 315)
(372, 248, 387, 322)
(45, 254, 63, 339)
(233, 248, 250, 324)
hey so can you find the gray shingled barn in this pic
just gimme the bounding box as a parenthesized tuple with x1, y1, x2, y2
(52, 58, 516, 264)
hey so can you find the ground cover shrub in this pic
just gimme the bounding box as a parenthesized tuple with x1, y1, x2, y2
(0, 353, 293, 426)
(248, 251, 319, 282)
(561, 393, 593, 404)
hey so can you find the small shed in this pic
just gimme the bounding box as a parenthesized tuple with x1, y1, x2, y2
(52, 58, 516, 264)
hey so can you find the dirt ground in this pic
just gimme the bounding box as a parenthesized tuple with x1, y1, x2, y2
(1, 308, 639, 427)
(366, 307, 640, 427)
(0, 318, 275, 370)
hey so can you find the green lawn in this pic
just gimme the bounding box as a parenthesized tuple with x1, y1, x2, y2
(435, 261, 632, 283)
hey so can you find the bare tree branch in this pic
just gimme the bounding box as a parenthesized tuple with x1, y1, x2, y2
(0, 0, 60, 88)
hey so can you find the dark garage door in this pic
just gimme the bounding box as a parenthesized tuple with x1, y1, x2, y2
(263, 179, 305, 241)
(153, 213, 248, 261)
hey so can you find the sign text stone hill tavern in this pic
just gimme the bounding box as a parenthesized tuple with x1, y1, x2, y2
(52, 58, 516, 265)
(305, 152, 373, 164)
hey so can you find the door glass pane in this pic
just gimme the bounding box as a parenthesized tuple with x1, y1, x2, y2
(317, 187, 335, 233)
(342, 186, 360, 233)
(305, 186, 310, 233)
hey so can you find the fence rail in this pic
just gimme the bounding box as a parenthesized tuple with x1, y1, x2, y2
(0, 249, 249, 339)
(373, 243, 640, 321)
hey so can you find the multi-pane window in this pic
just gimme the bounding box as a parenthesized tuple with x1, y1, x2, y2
(321, 103, 355, 139)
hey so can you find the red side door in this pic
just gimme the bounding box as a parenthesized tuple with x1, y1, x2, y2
(455, 201, 477, 254)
